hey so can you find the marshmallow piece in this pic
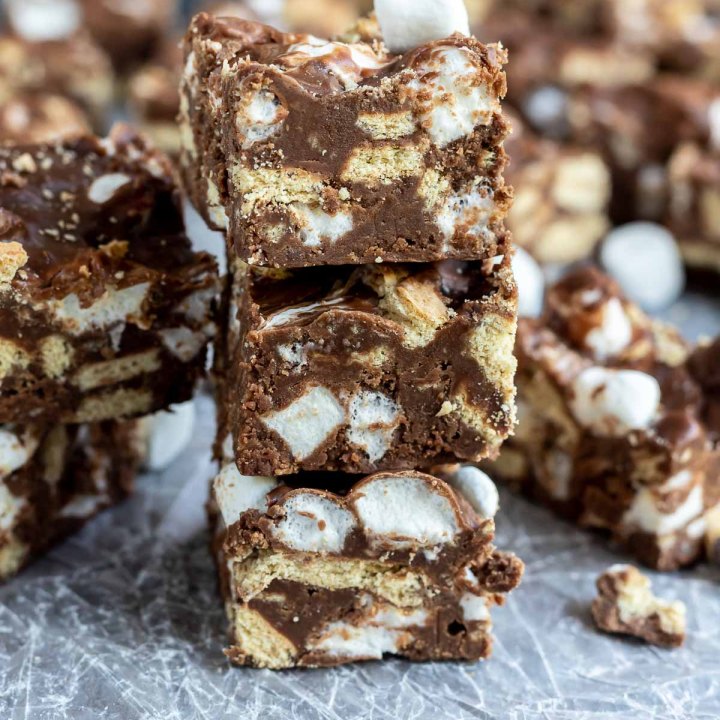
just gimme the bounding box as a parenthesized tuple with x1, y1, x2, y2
(273, 491, 357, 553)
(0, 427, 39, 479)
(512, 247, 545, 318)
(87, 174, 133, 204)
(213, 462, 278, 526)
(260, 385, 345, 460)
(374, 0, 470, 54)
(522, 86, 569, 139)
(584, 297, 633, 360)
(141, 401, 196, 471)
(570, 367, 661, 436)
(600, 223, 685, 311)
(6, 0, 81, 42)
(442, 465, 499, 519)
(346, 391, 401, 462)
(0, 482, 26, 532)
(351, 472, 461, 547)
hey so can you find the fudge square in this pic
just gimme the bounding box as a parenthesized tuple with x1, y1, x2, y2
(0, 124, 219, 423)
(0, 419, 143, 580)
(487, 267, 720, 570)
(221, 250, 517, 476)
(180, 14, 513, 267)
(209, 457, 523, 668)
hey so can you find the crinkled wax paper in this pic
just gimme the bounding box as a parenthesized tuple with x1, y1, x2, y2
(1, 289, 719, 720)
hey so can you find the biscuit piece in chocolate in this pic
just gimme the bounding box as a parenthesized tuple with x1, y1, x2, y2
(592, 565, 686, 648)
(209, 458, 523, 668)
(0, 124, 219, 423)
(221, 252, 517, 476)
(180, 14, 512, 267)
(0, 93, 90, 145)
(486, 267, 720, 570)
(0, 32, 113, 129)
(505, 112, 610, 264)
(0, 419, 143, 580)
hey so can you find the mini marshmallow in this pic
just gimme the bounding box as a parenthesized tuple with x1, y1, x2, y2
(512, 247, 545, 318)
(346, 391, 401, 462)
(351, 473, 460, 547)
(273, 491, 356, 553)
(570, 367, 661, 436)
(141, 401, 196, 471)
(0, 427, 38, 479)
(6, 0, 80, 42)
(442, 465, 499, 519)
(584, 298, 633, 360)
(260, 385, 345, 460)
(213, 463, 278, 526)
(600, 223, 685, 311)
(87, 174, 133, 204)
(374, 0, 470, 54)
(522, 86, 569, 139)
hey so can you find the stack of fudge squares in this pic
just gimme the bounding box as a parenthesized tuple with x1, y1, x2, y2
(0, 122, 218, 580)
(179, 12, 525, 667)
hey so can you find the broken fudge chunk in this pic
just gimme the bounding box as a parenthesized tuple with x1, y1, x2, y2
(0, 124, 219, 423)
(180, 13, 512, 267)
(0, 93, 90, 146)
(220, 252, 517, 475)
(486, 267, 720, 570)
(0, 419, 143, 580)
(209, 458, 523, 668)
(592, 564, 686, 647)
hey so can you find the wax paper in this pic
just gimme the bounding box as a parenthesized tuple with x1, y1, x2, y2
(1, 289, 719, 720)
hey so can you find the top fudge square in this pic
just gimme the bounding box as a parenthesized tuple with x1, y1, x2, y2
(180, 14, 512, 267)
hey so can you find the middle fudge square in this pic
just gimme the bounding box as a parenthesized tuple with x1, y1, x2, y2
(223, 251, 517, 476)
(180, 14, 512, 267)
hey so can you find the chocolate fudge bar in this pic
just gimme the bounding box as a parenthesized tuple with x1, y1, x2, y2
(221, 251, 517, 476)
(180, 14, 512, 267)
(486, 267, 720, 570)
(505, 112, 610, 264)
(0, 419, 143, 580)
(0, 93, 90, 146)
(592, 565, 686, 648)
(0, 124, 219, 423)
(209, 456, 523, 668)
(0, 33, 114, 130)
(128, 40, 184, 157)
(667, 142, 720, 275)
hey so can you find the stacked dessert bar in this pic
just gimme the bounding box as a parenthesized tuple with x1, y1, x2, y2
(487, 267, 720, 570)
(0, 123, 219, 579)
(180, 13, 524, 667)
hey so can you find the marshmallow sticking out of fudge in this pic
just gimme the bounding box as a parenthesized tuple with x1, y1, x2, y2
(485, 266, 720, 570)
(592, 565, 686, 648)
(210, 460, 523, 668)
(180, 13, 512, 267)
(0, 124, 219, 424)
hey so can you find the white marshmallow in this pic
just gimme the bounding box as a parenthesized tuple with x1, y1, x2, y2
(570, 367, 661, 436)
(623, 484, 704, 536)
(289, 203, 353, 248)
(346, 391, 401, 462)
(584, 298, 633, 360)
(600, 223, 685, 311)
(87, 174, 133, 204)
(352, 474, 460, 547)
(141, 401, 196, 472)
(312, 621, 406, 659)
(6, 0, 80, 42)
(522, 86, 569, 138)
(442, 465, 499, 519)
(158, 327, 208, 362)
(235, 86, 286, 148)
(273, 492, 356, 553)
(512, 247, 545, 318)
(213, 462, 278, 526)
(264, 297, 348, 329)
(260, 385, 345, 460)
(375, 0, 469, 54)
(408, 46, 495, 147)
(0, 427, 39, 479)
(436, 188, 494, 246)
(460, 593, 490, 622)
(47, 283, 150, 335)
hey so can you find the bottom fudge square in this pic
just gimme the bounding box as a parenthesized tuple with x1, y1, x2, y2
(486, 267, 720, 570)
(0, 420, 143, 580)
(224, 255, 518, 476)
(209, 460, 523, 669)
